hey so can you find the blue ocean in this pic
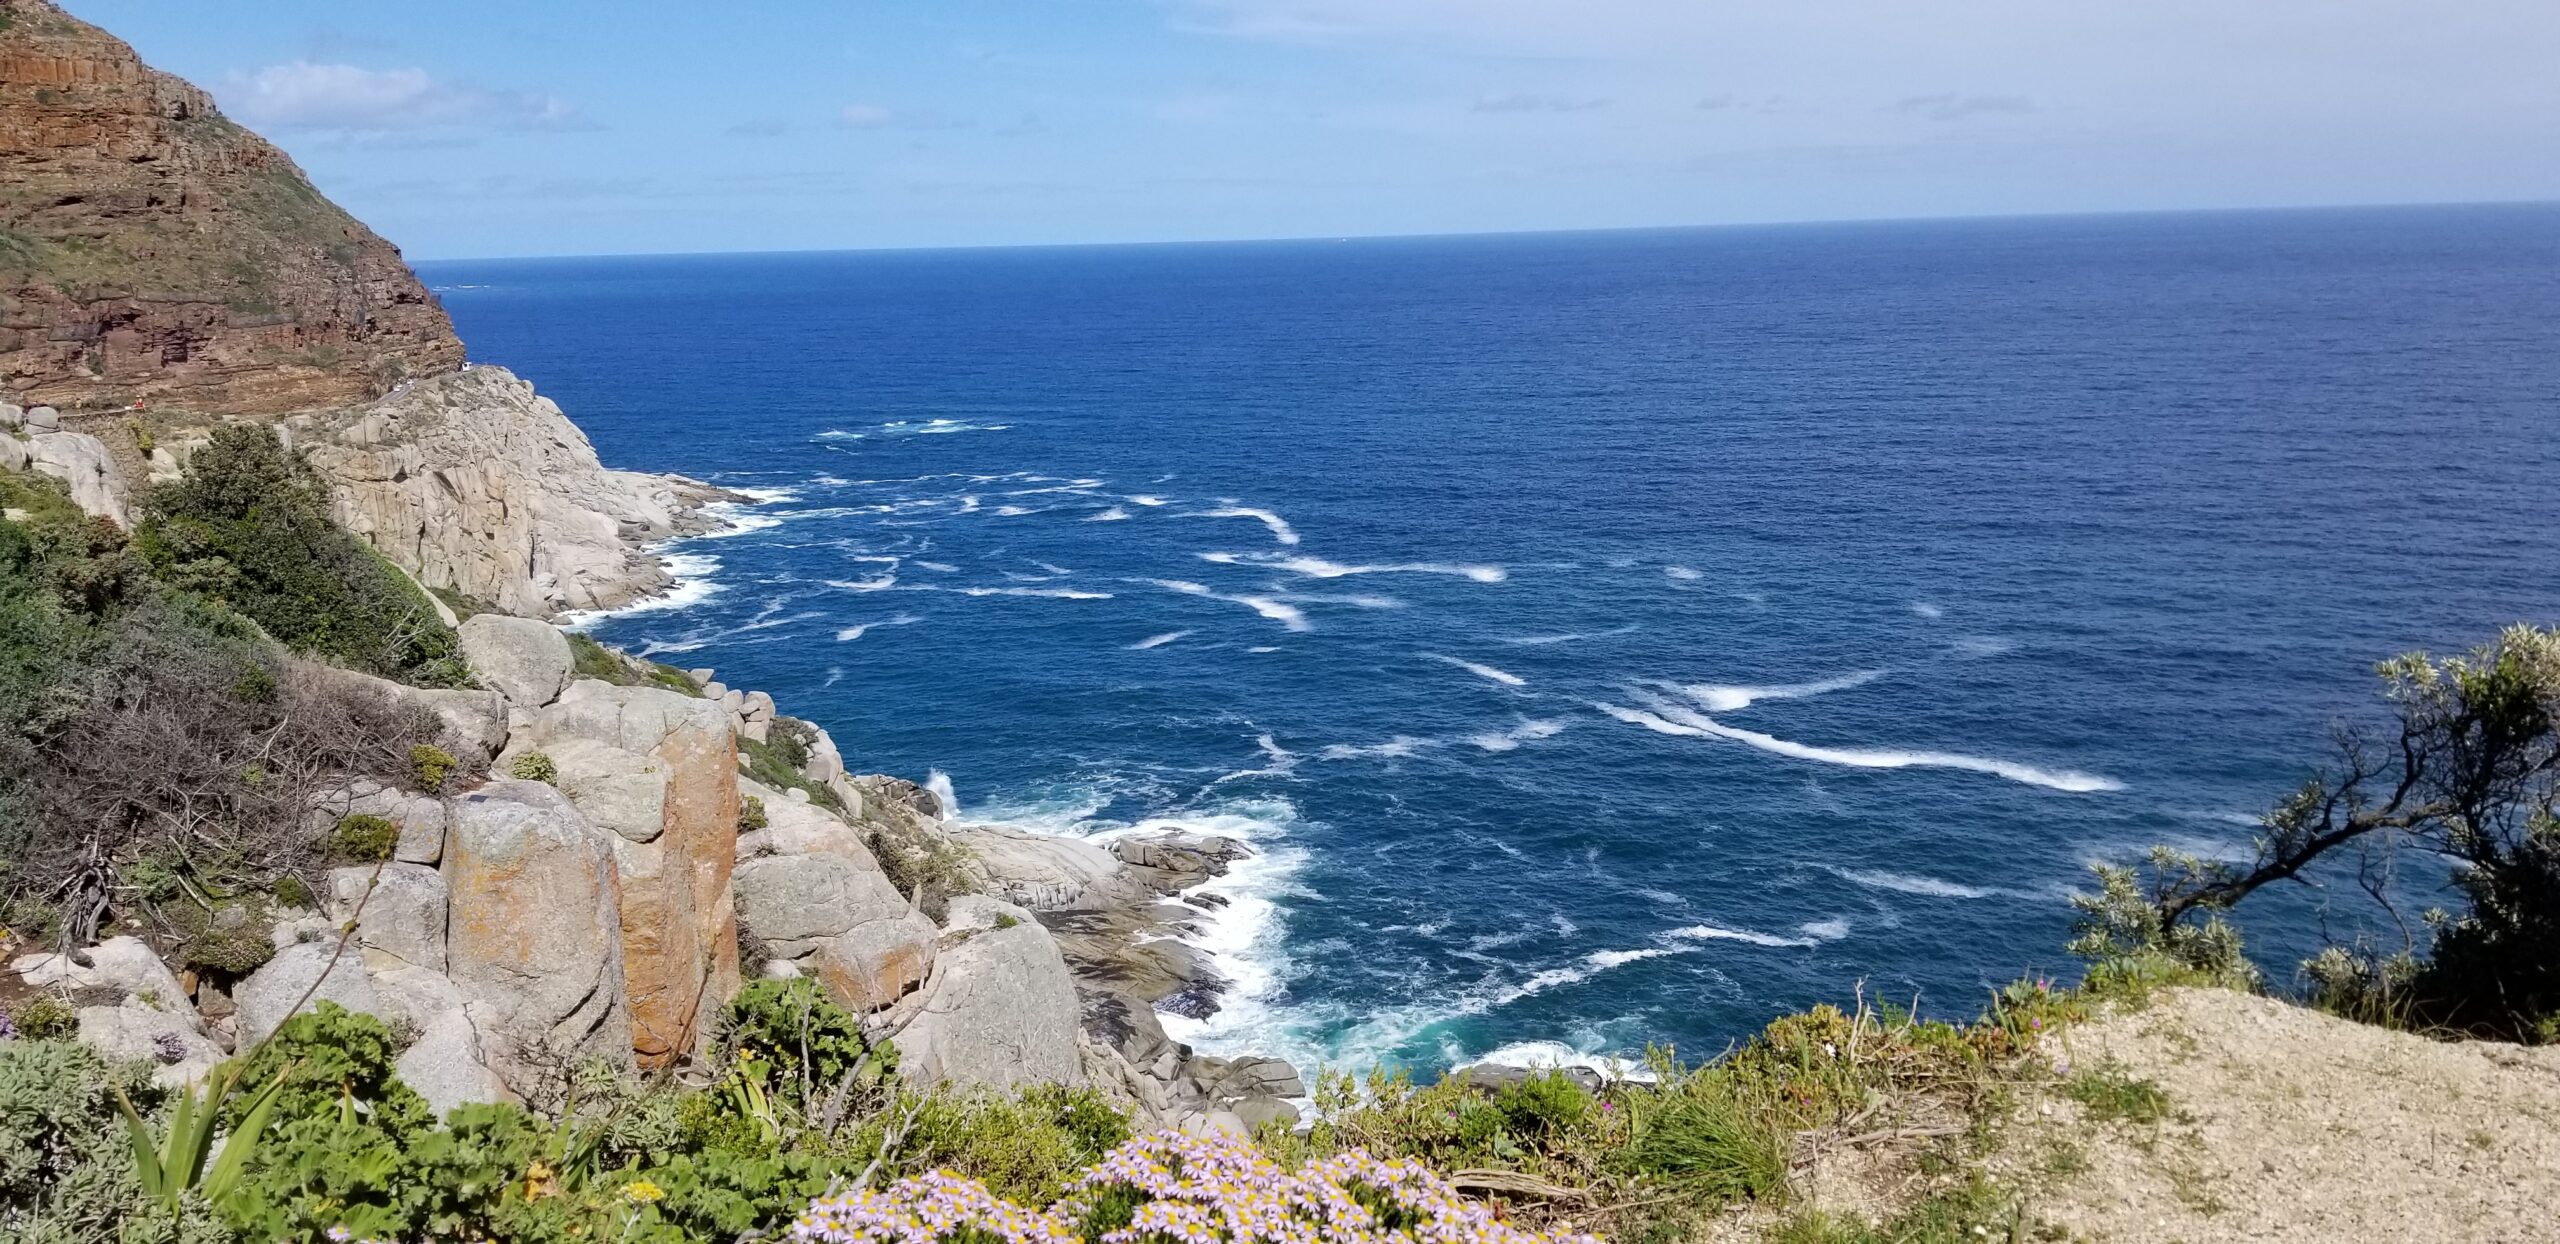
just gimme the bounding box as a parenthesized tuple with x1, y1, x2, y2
(422, 205, 2560, 1075)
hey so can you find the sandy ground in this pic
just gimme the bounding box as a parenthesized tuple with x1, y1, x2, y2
(2001, 987, 2560, 1244)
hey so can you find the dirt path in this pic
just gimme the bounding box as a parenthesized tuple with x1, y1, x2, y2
(2000, 987, 2560, 1243)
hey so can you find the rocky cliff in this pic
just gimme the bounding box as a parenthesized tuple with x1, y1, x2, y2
(0, 0, 464, 414)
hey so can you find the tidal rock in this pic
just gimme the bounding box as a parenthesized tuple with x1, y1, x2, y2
(885, 896, 1085, 1090)
(439, 780, 631, 1066)
(457, 615, 574, 707)
(954, 824, 1139, 913)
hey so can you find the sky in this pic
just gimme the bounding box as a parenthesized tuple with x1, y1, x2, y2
(66, 0, 2560, 260)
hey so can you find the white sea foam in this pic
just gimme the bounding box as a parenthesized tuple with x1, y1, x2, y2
(1467, 719, 1567, 752)
(1128, 495, 1170, 507)
(1666, 923, 1818, 949)
(1827, 867, 1997, 899)
(1187, 504, 1301, 546)
(924, 771, 958, 822)
(913, 561, 960, 573)
(1953, 636, 2018, 657)
(1131, 630, 1191, 650)
(1594, 696, 2125, 794)
(826, 574, 899, 592)
(1087, 505, 1133, 522)
(835, 614, 922, 642)
(1464, 1040, 1658, 1083)
(1912, 601, 1946, 619)
(1664, 565, 1704, 581)
(1499, 624, 1640, 646)
(1427, 654, 1526, 687)
(916, 585, 1114, 600)
(1209, 734, 1302, 786)
(1799, 918, 1851, 941)
(1138, 578, 1311, 631)
(694, 504, 784, 538)
(993, 505, 1036, 516)
(1247, 646, 1281, 654)
(1320, 735, 1440, 761)
(1679, 669, 1882, 712)
(558, 551, 724, 628)
(1199, 551, 1504, 583)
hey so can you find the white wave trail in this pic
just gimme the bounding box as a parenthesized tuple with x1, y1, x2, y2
(1500, 624, 1640, 646)
(1199, 551, 1504, 582)
(1825, 866, 1996, 900)
(1087, 505, 1133, 522)
(826, 573, 898, 592)
(1210, 734, 1301, 785)
(1128, 495, 1170, 507)
(1465, 1040, 1658, 1083)
(1188, 504, 1301, 546)
(1664, 565, 1704, 581)
(1138, 579, 1310, 632)
(1130, 630, 1191, 650)
(1912, 601, 1946, 619)
(1592, 697, 2124, 794)
(913, 560, 959, 573)
(1468, 719, 1567, 752)
(1666, 923, 1818, 949)
(835, 613, 922, 642)
(558, 551, 723, 629)
(1680, 669, 1882, 712)
(1426, 654, 1527, 687)
(1320, 735, 1440, 761)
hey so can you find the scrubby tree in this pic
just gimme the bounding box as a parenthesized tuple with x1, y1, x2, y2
(2117, 624, 2560, 1038)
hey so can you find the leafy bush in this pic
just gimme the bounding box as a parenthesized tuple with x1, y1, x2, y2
(741, 734, 841, 813)
(1622, 1084, 1787, 1202)
(273, 874, 313, 910)
(566, 631, 704, 699)
(410, 744, 457, 792)
(508, 751, 559, 784)
(715, 978, 893, 1098)
(137, 423, 465, 686)
(2061, 1063, 2173, 1125)
(171, 901, 278, 977)
(0, 1038, 211, 1242)
(2067, 850, 2259, 994)
(739, 794, 768, 833)
(330, 813, 399, 862)
(8, 995, 76, 1040)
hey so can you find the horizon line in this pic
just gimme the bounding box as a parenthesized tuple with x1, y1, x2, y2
(407, 196, 2560, 267)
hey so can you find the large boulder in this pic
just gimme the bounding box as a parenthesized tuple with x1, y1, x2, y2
(954, 824, 1140, 913)
(234, 940, 384, 1046)
(13, 936, 188, 1008)
(508, 683, 739, 1066)
(24, 431, 129, 525)
(884, 895, 1085, 1090)
(77, 1002, 226, 1088)
(395, 1008, 515, 1119)
(303, 665, 507, 761)
(440, 780, 630, 1069)
(457, 615, 574, 707)
(329, 863, 449, 972)
(732, 792, 935, 1013)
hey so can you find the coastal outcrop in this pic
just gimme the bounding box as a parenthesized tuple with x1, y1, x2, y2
(0, 0, 465, 414)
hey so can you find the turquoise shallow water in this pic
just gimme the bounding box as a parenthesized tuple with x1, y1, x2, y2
(423, 205, 2560, 1074)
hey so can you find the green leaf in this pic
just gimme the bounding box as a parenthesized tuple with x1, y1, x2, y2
(204, 1066, 293, 1204)
(114, 1086, 169, 1201)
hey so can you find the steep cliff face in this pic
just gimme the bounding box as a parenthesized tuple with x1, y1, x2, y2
(0, 0, 464, 414)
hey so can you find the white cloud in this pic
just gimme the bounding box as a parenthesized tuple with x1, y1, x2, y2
(219, 61, 589, 132)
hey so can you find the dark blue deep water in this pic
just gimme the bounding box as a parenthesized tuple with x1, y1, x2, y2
(423, 205, 2560, 1074)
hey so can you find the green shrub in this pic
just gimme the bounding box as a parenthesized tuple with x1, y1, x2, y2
(1623, 1084, 1788, 1203)
(508, 751, 559, 784)
(563, 631, 705, 699)
(411, 743, 457, 791)
(137, 423, 464, 686)
(739, 733, 840, 813)
(0, 1038, 203, 1240)
(273, 873, 313, 910)
(2062, 1062, 2172, 1124)
(1494, 1070, 1595, 1138)
(330, 813, 399, 862)
(173, 902, 278, 978)
(9, 995, 77, 1041)
(738, 794, 768, 833)
(714, 978, 892, 1098)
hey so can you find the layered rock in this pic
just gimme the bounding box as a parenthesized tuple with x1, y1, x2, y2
(294, 365, 735, 616)
(0, 0, 465, 413)
(503, 679, 741, 1066)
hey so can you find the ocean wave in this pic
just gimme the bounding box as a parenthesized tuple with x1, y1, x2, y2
(558, 551, 724, 629)
(1319, 735, 1440, 761)
(1467, 719, 1567, 753)
(1130, 630, 1192, 650)
(1137, 578, 1311, 631)
(1952, 636, 2017, 657)
(1185, 504, 1301, 546)
(1677, 668, 1882, 712)
(1825, 866, 1997, 899)
(1462, 1040, 1659, 1083)
(1209, 734, 1302, 786)
(1595, 694, 2124, 794)
(1664, 565, 1704, 581)
(1427, 654, 1526, 687)
(819, 418, 1014, 441)
(1666, 922, 1819, 949)
(913, 560, 959, 573)
(1087, 505, 1133, 522)
(1199, 551, 1504, 583)
(1499, 624, 1641, 646)
(1912, 601, 1946, 619)
(835, 613, 922, 642)
(825, 574, 899, 592)
(912, 585, 1115, 600)
(1128, 495, 1171, 507)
